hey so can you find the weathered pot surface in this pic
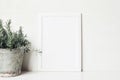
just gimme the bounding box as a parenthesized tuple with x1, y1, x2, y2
(0, 48, 24, 77)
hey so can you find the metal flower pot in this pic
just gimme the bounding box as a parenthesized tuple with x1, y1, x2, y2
(0, 49, 24, 77)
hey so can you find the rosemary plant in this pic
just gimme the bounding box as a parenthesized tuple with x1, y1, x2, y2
(0, 19, 30, 53)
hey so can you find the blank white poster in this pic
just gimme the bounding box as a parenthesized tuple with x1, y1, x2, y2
(39, 14, 81, 71)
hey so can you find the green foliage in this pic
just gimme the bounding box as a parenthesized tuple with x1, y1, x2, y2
(0, 19, 30, 53)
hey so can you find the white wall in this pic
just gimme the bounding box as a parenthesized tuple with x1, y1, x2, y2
(83, 0, 120, 71)
(0, 0, 120, 71)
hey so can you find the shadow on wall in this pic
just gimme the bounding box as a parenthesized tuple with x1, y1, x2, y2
(22, 50, 39, 71)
